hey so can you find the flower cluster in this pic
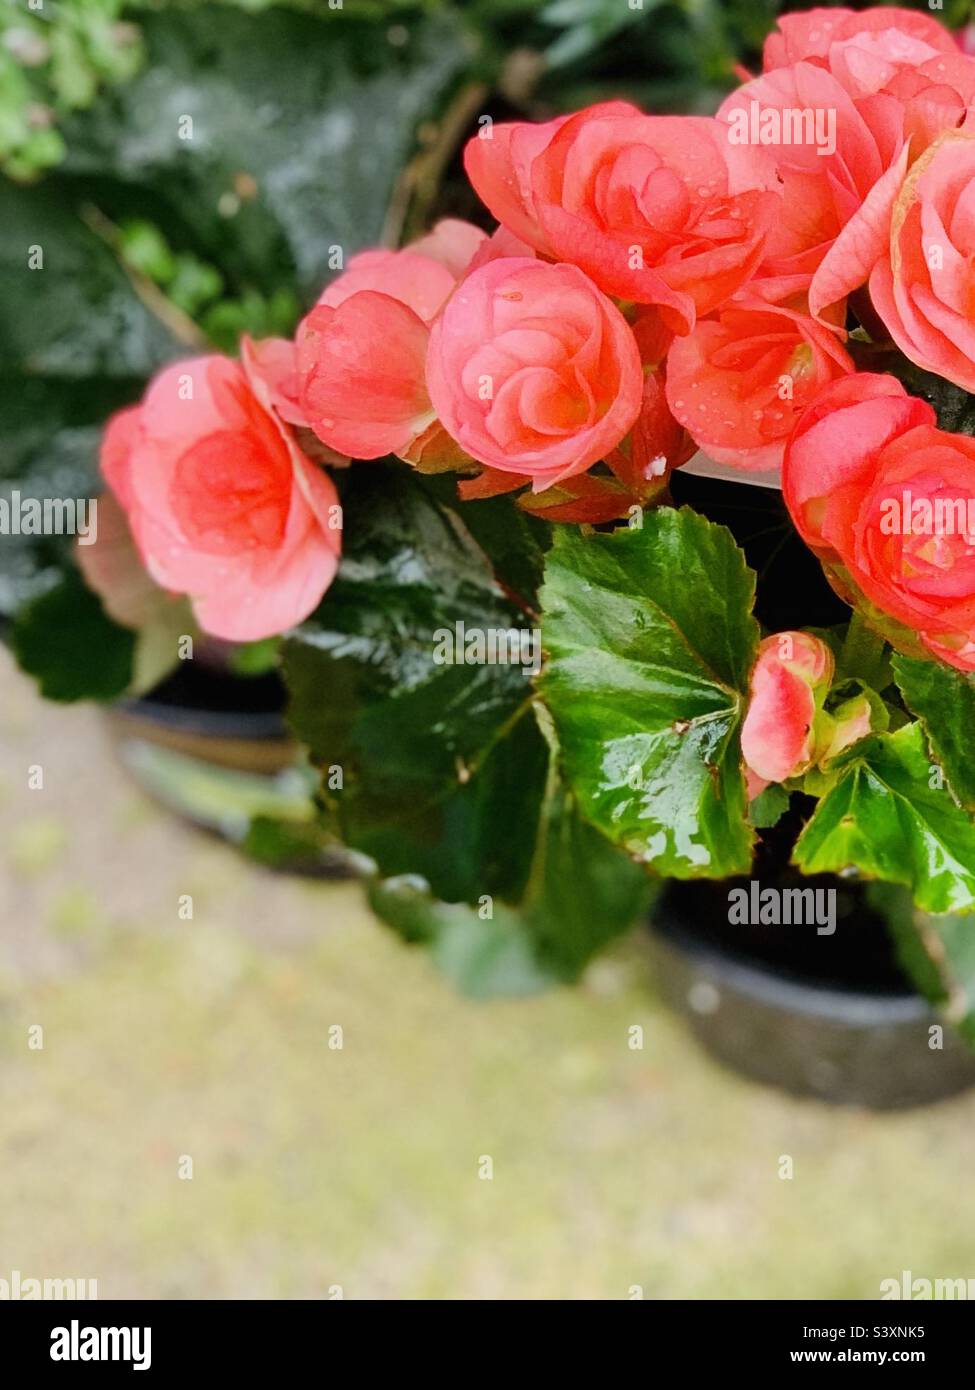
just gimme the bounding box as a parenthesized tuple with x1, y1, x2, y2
(90, 5, 975, 669)
(314, 84, 850, 490)
(289, 4, 975, 500)
(722, 6, 975, 379)
(298, 209, 690, 518)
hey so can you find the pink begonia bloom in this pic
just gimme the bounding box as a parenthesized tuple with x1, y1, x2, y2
(425, 256, 642, 489)
(783, 373, 975, 673)
(665, 289, 853, 472)
(718, 63, 906, 301)
(762, 7, 958, 74)
(76, 490, 179, 632)
(99, 343, 342, 643)
(464, 102, 779, 334)
(869, 130, 975, 395)
(720, 6, 975, 318)
(297, 219, 487, 459)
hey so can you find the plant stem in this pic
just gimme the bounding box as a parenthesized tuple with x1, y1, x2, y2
(79, 203, 207, 350)
(840, 610, 888, 686)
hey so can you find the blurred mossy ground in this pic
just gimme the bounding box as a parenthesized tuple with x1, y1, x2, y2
(1, 650, 974, 1300)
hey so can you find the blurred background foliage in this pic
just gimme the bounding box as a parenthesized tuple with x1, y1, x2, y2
(11, 2, 973, 182)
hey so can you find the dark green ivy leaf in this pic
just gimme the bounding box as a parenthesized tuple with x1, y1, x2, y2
(12, 568, 134, 702)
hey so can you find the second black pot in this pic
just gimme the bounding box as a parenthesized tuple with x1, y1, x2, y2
(649, 879, 975, 1110)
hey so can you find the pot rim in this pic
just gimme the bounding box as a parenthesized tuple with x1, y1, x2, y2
(651, 909, 932, 1027)
(111, 695, 288, 741)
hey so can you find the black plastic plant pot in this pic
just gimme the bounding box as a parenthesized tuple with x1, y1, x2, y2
(103, 661, 357, 877)
(648, 882, 975, 1109)
(108, 661, 295, 776)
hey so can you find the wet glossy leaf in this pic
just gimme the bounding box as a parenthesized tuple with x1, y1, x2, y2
(893, 654, 975, 811)
(794, 724, 975, 914)
(540, 508, 759, 878)
(283, 463, 547, 904)
(368, 738, 652, 994)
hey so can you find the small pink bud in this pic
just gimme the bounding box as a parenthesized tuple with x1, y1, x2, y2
(741, 632, 834, 787)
